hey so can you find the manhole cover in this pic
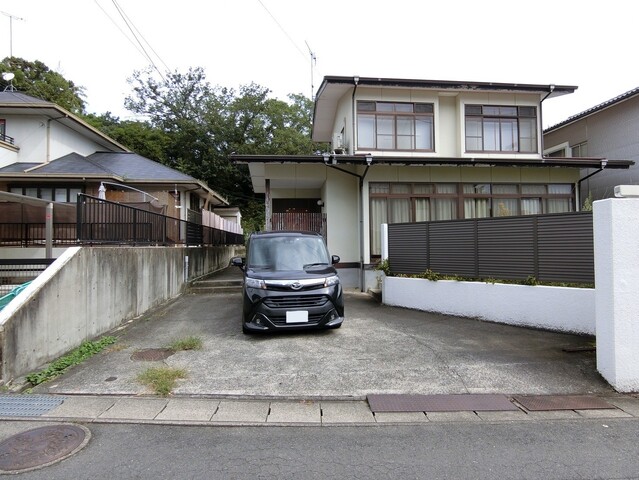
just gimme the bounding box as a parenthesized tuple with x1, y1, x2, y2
(0, 424, 90, 474)
(131, 348, 174, 361)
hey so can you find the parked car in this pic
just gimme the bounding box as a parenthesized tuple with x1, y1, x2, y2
(231, 231, 344, 334)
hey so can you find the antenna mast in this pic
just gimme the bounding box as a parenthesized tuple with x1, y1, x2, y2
(305, 41, 316, 100)
(1, 11, 25, 57)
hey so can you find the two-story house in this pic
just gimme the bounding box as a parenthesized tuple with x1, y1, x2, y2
(543, 86, 639, 205)
(232, 76, 633, 290)
(0, 91, 232, 222)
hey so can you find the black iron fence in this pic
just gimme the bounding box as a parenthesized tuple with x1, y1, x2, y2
(0, 259, 55, 295)
(77, 194, 244, 246)
(387, 211, 594, 284)
(0, 223, 77, 246)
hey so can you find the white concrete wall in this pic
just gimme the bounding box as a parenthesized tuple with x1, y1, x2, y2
(594, 197, 639, 391)
(383, 276, 595, 334)
(0, 245, 238, 381)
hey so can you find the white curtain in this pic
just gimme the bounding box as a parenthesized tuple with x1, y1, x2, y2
(370, 198, 387, 256)
(415, 198, 430, 222)
(521, 198, 541, 215)
(464, 199, 490, 218)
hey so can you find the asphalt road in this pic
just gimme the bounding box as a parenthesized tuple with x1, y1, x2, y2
(33, 290, 611, 398)
(6, 419, 639, 479)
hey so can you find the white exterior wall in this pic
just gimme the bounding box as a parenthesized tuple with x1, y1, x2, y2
(0, 114, 111, 168)
(594, 197, 639, 391)
(324, 167, 358, 262)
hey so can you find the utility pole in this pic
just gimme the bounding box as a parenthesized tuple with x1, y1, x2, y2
(1, 11, 24, 57)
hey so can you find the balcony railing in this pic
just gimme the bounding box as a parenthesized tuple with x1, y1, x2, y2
(272, 212, 326, 237)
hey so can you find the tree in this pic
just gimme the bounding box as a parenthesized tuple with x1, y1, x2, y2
(0, 57, 86, 114)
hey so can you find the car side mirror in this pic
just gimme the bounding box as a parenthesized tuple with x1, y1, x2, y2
(331, 255, 340, 265)
(231, 256, 245, 271)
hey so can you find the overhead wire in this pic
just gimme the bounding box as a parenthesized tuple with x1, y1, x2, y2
(256, 0, 309, 63)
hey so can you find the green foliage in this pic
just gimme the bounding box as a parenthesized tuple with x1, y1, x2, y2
(25, 336, 117, 386)
(374, 259, 391, 276)
(137, 366, 187, 396)
(1, 57, 86, 114)
(169, 336, 203, 351)
(582, 191, 594, 211)
(523, 275, 539, 286)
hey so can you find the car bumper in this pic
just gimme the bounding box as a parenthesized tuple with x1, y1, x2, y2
(242, 285, 344, 332)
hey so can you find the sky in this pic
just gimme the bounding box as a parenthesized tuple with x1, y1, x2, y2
(1, 0, 637, 128)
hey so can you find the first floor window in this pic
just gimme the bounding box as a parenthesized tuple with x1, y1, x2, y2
(9, 186, 83, 202)
(369, 182, 574, 256)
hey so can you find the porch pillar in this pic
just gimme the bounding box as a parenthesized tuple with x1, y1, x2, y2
(594, 191, 639, 391)
(265, 179, 272, 231)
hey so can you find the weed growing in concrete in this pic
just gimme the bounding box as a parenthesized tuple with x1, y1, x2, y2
(26, 336, 117, 386)
(169, 336, 203, 351)
(137, 366, 187, 396)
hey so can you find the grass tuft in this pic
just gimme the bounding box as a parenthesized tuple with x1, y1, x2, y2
(137, 366, 187, 396)
(168, 336, 203, 351)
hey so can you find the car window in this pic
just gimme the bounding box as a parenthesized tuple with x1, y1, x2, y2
(248, 236, 330, 271)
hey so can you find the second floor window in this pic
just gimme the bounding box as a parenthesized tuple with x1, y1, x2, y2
(357, 101, 434, 151)
(465, 105, 538, 153)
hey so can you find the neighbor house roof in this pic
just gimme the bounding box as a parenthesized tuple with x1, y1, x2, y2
(312, 76, 577, 142)
(544, 86, 639, 133)
(0, 91, 129, 152)
(0, 152, 229, 205)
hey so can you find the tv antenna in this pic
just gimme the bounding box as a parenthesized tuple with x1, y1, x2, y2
(1, 11, 25, 58)
(305, 41, 316, 100)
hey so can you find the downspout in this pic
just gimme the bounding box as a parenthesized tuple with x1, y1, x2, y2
(539, 84, 555, 155)
(577, 160, 607, 209)
(351, 77, 368, 292)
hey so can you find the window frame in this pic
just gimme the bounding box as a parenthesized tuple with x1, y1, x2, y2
(9, 185, 84, 203)
(357, 101, 435, 152)
(464, 105, 538, 154)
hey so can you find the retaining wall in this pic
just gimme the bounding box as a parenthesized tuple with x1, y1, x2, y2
(0, 245, 239, 382)
(382, 276, 595, 334)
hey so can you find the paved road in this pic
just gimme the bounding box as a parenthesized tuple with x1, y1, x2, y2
(32, 289, 611, 398)
(5, 419, 639, 479)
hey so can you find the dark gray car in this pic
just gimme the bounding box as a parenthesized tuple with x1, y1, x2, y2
(232, 231, 344, 334)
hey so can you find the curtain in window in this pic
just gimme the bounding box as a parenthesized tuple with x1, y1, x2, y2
(370, 198, 388, 256)
(358, 115, 375, 149)
(415, 117, 433, 150)
(389, 199, 410, 223)
(547, 199, 571, 213)
(434, 199, 456, 220)
(494, 199, 518, 216)
(521, 198, 541, 215)
(415, 198, 430, 222)
(464, 199, 490, 218)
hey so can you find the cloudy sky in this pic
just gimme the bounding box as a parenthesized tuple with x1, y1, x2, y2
(1, 0, 636, 127)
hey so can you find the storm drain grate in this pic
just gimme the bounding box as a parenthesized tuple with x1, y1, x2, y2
(0, 395, 65, 417)
(367, 394, 518, 413)
(513, 395, 614, 411)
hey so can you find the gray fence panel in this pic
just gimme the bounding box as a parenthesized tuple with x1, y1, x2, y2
(387, 222, 428, 274)
(537, 214, 594, 283)
(387, 212, 594, 284)
(477, 217, 536, 280)
(429, 221, 477, 276)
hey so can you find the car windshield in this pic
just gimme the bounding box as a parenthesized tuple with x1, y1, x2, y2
(248, 235, 330, 271)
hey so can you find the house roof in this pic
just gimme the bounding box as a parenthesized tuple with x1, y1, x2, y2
(312, 76, 577, 142)
(0, 152, 229, 205)
(0, 91, 129, 152)
(544, 86, 639, 132)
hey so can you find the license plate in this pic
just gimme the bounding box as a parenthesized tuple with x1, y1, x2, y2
(286, 311, 309, 323)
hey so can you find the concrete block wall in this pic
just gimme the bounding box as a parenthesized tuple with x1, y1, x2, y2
(0, 245, 238, 382)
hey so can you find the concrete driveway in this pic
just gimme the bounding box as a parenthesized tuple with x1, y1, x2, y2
(33, 278, 612, 398)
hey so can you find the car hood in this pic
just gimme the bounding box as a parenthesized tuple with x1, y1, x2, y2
(245, 265, 337, 280)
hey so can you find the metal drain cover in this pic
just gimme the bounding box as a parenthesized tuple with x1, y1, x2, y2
(0, 424, 90, 474)
(0, 395, 65, 417)
(513, 395, 614, 411)
(131, 348, 174, 361)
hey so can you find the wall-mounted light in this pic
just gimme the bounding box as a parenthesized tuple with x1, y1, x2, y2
(323, 154, 330, 165)
(317, 199, 324, 206)
(365, 154, 373, 166)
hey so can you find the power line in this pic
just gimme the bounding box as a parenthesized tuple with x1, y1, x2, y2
(256, 0, 308, 62)
(93, 0, 149, 62)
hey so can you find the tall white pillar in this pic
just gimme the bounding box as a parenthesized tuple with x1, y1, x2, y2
(594, 194, 639, 392)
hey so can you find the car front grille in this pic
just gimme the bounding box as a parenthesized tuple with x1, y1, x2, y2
(270, 312, 326, 326)
(263, 295, 328, 309)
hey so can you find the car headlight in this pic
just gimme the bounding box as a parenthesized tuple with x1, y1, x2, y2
(245, 277, 266, 289)
(324, 275, 340, 287)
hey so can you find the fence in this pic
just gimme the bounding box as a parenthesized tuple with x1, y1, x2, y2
(0, 259, 55, 295)
(387, 211, 594, 284)
(76, 194, 244, 246)
(272, 212, 326, 237)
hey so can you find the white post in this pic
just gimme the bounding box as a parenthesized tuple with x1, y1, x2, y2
(594, 191, 639, 392)
(381, 223, 389, 261)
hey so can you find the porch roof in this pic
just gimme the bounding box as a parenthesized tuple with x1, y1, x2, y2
(231, 153, 633, 169)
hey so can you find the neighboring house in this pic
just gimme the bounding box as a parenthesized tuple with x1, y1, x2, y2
(0, 91, 233, 224)
(543, 86, 639, 205)
(236, 76, 633, 290)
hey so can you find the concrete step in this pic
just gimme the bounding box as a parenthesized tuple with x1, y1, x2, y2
(192, 279, 243, 288)
(188, 285, 243, 295)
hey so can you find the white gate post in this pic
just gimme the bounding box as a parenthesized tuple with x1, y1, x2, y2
(381, 223, 389, 261)
(594, 190, 639, 392)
